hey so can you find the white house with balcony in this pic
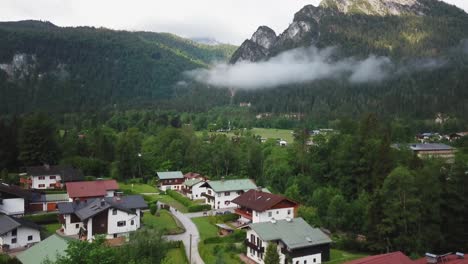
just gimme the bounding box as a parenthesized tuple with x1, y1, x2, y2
(0, 215, 41, 251)
(200, 179, 258, 209)
(24, 165, 84, 190)
(57, 195, 147, 240)
(246, 218, 331, 264)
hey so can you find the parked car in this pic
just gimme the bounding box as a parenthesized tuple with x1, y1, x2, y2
(223, 211, 232, 215)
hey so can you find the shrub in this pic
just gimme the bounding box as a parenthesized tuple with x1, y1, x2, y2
(166, 190, 211, 212)
(203, 230, 246, 244)
(150, 204, 157, 215)
(23, 213, 58, 224)
(187, 204, 211, 212)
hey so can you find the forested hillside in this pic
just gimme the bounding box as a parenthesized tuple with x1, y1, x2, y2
(0, 20, 236, 114)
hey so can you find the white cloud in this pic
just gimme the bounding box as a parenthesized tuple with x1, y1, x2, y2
(0, 0, 466, 45)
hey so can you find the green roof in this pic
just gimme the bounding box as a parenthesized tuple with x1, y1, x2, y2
(45, 193, 69, 201)
(204, 179, 257, 192)
(184, 179, 203, 187)
(16, 234, 71, 264)
(249, 218, 332, 250)
(157, 171, 184, 180)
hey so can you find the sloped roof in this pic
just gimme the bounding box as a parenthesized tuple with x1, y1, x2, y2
(344, 252, 414, 264)
(16, 234, 70, 264)
(26, 165, 84, 182)
(409, 143, 453, 151)
(184, 179, 203, 187)
(157, 171, 184, 180)
(201, 179, 257, 192)
(413, 254, 468, 264)
(184, 172, 202, 179)
(66, 180, 119, 198)
(231, 189, 297, 212)
(58, 195, 147, 220)
(0, 182, 35, 200)
(249, 218, 331, 250)
(0, 215, 41, 235)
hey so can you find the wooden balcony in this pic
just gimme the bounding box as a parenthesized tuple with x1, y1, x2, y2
(235, 208, 253, 220)
(244, 239, 264, 253)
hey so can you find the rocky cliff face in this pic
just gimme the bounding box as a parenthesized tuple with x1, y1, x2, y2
(320, 0, 424, 16)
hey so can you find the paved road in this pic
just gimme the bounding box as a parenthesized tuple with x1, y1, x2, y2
(165, 207, 205, 264)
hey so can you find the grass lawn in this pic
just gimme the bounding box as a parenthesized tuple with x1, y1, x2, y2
(326, 249, 368, 264)
(251, 127, 294, 142)
(145, 194, 188, 213)
(42, 222, 61, 237)
(142, 210, 184, 235)
(193, 217, 243, 264)
(164, 247, 188, 264)
(119, 182, 157, 194)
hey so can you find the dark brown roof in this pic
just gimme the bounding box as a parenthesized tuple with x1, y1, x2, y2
(231, 189, 298, 212)
(26, 165, 84, 182)
(0, 183, 35, 200)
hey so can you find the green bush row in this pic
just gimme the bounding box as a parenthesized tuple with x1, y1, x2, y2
(166, 190, 212, 212)
(203, 230, 246, 244)
(187, 204, 211, 212)
(24, 213, 59, 224)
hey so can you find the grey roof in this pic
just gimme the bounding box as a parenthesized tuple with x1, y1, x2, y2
(0, 183, 35, 200)
(26, 165, 84, 182)
(16, 234, 70, 264)
(157, 171, 184, 180)
(201, 179, 257, 192)
(31, 193, 69, 203)
(249, 218, 332, 250)
(0, 215, 41, 235)
(58, 195, 147, 221)
(409, 143, 453, 151)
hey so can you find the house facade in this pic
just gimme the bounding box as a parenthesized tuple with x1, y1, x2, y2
(232, 189, 298, 224)
(0, 215, 41, 251)
(0, 183, 35, 215)
(24, 165, 84, 190)
(157, 171, 184, 191)
(246, 218, 331, 264)
(200, 179, 258, 209)
(57, 195, 147, 240)
(29, 193, 69, 212)
(182, 179, 207, 200)
(409, 143, 455, 160)
(66, 180, 119, 201)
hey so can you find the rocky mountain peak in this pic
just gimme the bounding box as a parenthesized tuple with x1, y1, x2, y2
(319, 0, 424, 16)
(250, 26, 277, 50)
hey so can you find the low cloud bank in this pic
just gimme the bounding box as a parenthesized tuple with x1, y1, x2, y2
(185, 46, 392, 90)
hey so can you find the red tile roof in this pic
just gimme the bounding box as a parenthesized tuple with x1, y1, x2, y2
(66, 180, 119, 198)
(344, 252, 414, 264)
(231, 189, 298, 212)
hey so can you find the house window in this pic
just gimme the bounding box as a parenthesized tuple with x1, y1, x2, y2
(11, 238, 17, 244)
(217, 193, 221, 197)
(208, 190, 212, 195)
(38, 184, 46, 188)
(250, 234, 255, 244)
(268, 212, 272, 217)
(314, 259, 316, 263)
(287, 209, 291, 215)
(113, 209, 117, 215)
(11, 229, 17, 236)
(75, 224, 79, 228)
(296, 262, 299, 264)
(50, 176, 56, 179)
(304, 261, 307, 264)
(224, 192, 230, 196)
(257, 237, 261, 248)
(224, 201, 230, 205)
(255, 212, 259, 217)
(117, 221, 126, 227)
(28, 235, 33, 241)
(131, 220, 134, 225)
(49, 183, 55, 187)
(38, 176, 45, 180)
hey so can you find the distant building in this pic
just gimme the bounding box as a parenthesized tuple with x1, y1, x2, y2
(409, 143, 455, 160)
(246, 218, 331, 264)
(0, 215, 41, 251)
(231, 189, 298, 224)
(157, 171, 184, 191)
(182, 179, 207, 200)
(201, 178, 258, 209)
(24, 165, 84, 190)
(29, 193, 69, 212)
(57, 195, 147, 240)
(0, 183, 35, 215)
(239, 102, 252, 107)
(66, 180, 119, 201)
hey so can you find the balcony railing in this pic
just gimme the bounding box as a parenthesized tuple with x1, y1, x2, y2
(244, 239, 265, 253)
(202, 193, 214, 199)
(234, 208, 253, 220)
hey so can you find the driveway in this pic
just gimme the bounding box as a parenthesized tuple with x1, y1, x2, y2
(165, 207, 205, 264)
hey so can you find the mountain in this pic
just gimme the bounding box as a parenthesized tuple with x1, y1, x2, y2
(228, 0, 468, 121)
(190, 37, 223, 46)
(0, 21, 236, 114)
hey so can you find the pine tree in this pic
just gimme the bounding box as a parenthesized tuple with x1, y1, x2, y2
(264, 243, 280, 264)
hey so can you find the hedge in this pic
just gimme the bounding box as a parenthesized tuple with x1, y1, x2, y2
(24, 213, 59, 224)
(166, 190, 212, 212)
(203, 230, 246, 244)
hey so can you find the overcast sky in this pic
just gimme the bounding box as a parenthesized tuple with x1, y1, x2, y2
(1, 0, 467, 45)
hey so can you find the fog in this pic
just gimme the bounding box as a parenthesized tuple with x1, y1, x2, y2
(186, 47, 394, 90)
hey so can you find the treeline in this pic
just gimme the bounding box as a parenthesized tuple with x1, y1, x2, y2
(1, 111, 467, 256)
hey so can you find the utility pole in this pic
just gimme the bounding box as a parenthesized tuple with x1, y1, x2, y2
(189, 234, 192, 264)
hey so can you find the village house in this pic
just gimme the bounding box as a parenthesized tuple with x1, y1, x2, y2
(29, 193, 69, 212)
(246, 217, 331, 264)
(182, 179, 207, 200)
(409, 143, 455, 160)
(57, 195, 147, 240)
(200, 178, 258, 209)
(157, 171, 184, 191)
(23, 165, 84, 190)
(65, 179, 119, 201)
(0, 215, 41, 251)
(231, 189, 298, 225)
(0, 183, 35, 215)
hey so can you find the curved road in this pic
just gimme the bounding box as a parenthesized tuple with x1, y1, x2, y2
(165, 207, 205, 264)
